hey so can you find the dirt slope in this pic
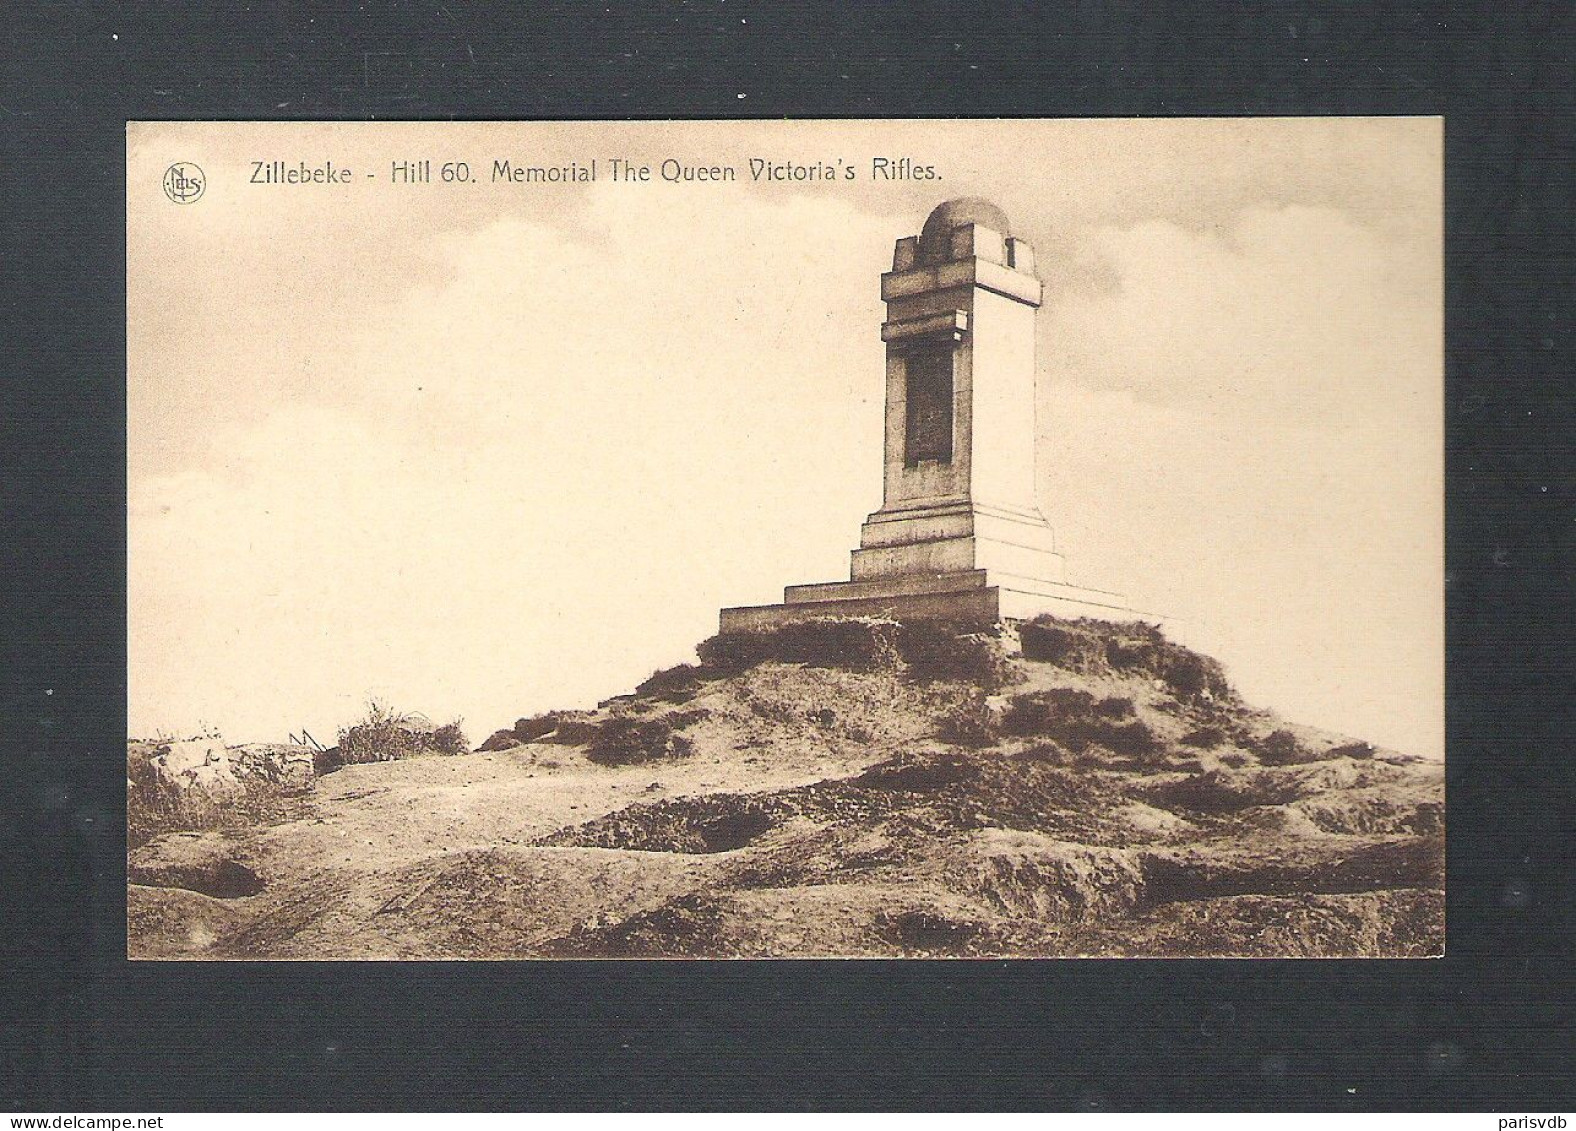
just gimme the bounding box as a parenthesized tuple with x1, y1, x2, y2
(128, 617, 1443, 959)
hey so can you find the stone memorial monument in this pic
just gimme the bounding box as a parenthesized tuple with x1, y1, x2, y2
(722, 198, 1166, 633)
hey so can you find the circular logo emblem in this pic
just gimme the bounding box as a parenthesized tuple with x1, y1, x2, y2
(162, 162, 206, 204)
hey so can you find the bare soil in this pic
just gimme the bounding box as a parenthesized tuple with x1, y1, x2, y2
(127, 618, 1444, 959)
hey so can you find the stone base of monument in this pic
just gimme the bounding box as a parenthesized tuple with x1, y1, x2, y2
(719, 567, 1181, 638)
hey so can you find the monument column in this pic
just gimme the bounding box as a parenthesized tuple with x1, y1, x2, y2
(720, 198, 1160, 632)
(853, 197, 1067, 590)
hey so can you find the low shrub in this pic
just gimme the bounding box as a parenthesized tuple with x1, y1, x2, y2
(1252, 728, 1321, 766)
(696, 618, 902, 675)
(1013, 742, 1074, 766)
(1180, 726, 1227, 749)
(335, 700, 469, 766)
(857, 752, 980, 793)
(477, 729, 521, 752)
(936, 695, 996, 746)
(1328, 741, 1376, 760)
(694, 631, 771, 674)
(1095, 696, 1136, 718)
(1018, 619, 1106, 671)
(1084, 719, 1163, 757)
(875, 908, 987, 955)
(1145, 768, 1296, 814)
(896, 623, 1014, 689)
(696, 616, 1235, 710)
(585, 710, 708, 767)
(127, 742, 308, 850)
(636, 663, 706, 703)
(695, 807, 778, 852)
(783, 618, 902, 670)
(1000, 689, 1097, 736)
(700, 618, 1013, 687)
(431, 723, 468, 756)
(1000, 689, 1162, 758)
(1020, 616, 1233, 704)
(586, 719, 687, 766)
(1158, 648, 1229, 702)
(511, 714, 561, 742)
(1105, 639, 1150, 670)
(337, 724, 419, 764)
(1105, 633, 1231, 704)
(545, 716, 600, 745)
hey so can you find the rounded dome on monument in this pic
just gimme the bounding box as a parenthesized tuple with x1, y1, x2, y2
(918, 197, 1012, 260)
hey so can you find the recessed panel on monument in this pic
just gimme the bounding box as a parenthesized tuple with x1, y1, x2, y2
(721, 196, 1152, 633)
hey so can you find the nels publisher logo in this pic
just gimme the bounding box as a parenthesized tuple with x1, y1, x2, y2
(162, 161, 206, 204)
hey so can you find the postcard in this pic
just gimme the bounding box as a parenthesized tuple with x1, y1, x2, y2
(127, 119, 1443, 959)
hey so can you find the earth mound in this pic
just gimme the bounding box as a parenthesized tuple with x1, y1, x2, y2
(127, 615, 1444, 959)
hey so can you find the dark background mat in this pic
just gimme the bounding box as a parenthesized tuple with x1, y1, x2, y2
(1, 1, 1570, 1112)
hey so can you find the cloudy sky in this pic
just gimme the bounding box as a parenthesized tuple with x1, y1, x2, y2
(128, 119, 1442, 756)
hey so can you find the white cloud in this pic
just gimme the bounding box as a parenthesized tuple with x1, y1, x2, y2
(131, 188, 900, 743)
(1031, 206, 1441, 755)
(1044, 383, 1441, 756)
(1047, 204, 1440, 425)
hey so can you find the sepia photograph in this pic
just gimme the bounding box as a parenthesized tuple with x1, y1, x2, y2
(126, 118, 1444, 960)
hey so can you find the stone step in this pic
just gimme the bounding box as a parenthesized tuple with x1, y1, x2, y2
(721, 585, 1000, 633)
(784, 569, 989, 605)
